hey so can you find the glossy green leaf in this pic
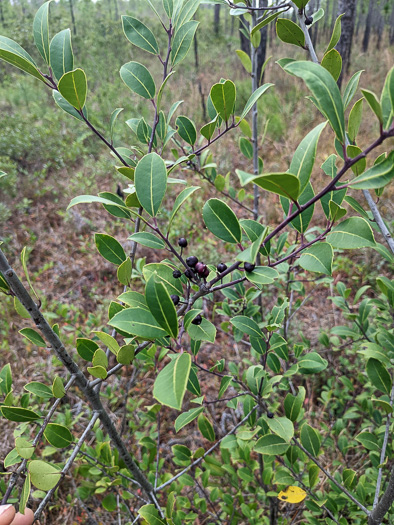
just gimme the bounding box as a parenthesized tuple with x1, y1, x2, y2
(347, 145, 366, 175)
(381, 67, 394, 129)
(321, 48, 342, 82)
(281, 182, 315, 233)
(122, 15, 159, 54)
(15, 437, 34, 459)
(230, 316, 264, 338)
(33, 1, 51, 63)
(292, 0, 310, 7)
(50, 29, 73, 81)
(117, 344, 135, 365)
(245, 266, 279, 286)
(20, 473, 31, 515)
(143, 263, 183, 296)
(173, 0, 201, 28)
(203, 198, 241, 244)
(284, 61, 345, 142)
(52, 376, 65, 398)
(325, 13, 344, 53)
(163, 0, 174, 17)
(24, 382, 53, 399)
(300, 424, 321, 457)
(361, 89, 383, 124)
(289, 122, 327, 194)
(44, 423, 73, 448)
(92, 348, 109, 367)
(276, 19, 305, 48)
(198, 413, 215, 441)
(235, 49, 252, 73)
(267, 416, 294, 442)
(95, 233, 126, 265)
(52, 91, 86, 121)
(153, 353, 191, 410)
(210, 80, 236, 122)
(298, 352, 328, 374)
(0, 36, 46, 83)
(366, 358, 392, 395)
(128, 232, 166, 250)
(175, 406, 204, 432)
(355, 431, 380, 452)
(251, 11, 282, 35)
(343, 70, 363, 109)
(200, 117, 218, 141)
(19, 328, 46, 347)
(298, 242, 333, 275)
(1, 406, 41, 422)
(87, 365, 107, 379)
(135, 152, 167, 216)
(240, 83, 273, 120)
(146, 275, 179, 339)
(254, 434, 289, 455)
(76, 338, 98, 361)
(138, 504, 166, 525)
(348, 98, 363, 144)
(117, 257, 132, 286)
(284, 386, 305, 422)
(109, 108, 123, 142)
(4, 448, 21, 468)
(120, 61, 156, 99)
(58, 68, 87, 110)
(176, 115, 197, 145)
(171, 20, 199, 66)
(187, 317, 216, 343)
(28, 460, 61, 491)
(252, 173, 300, 201)
(168, 186, 200, 231)
(109, 307, 168, 339)
(349, 151, 394, 190)
(327, 217, 375, 248)
(239, 137, 253, 159)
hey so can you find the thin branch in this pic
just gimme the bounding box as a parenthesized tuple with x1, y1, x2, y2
(34, 412, 100, 521)
(156, 405, 258, 491)
(292, 437, 370, 515)
(373, 384, 394, 507)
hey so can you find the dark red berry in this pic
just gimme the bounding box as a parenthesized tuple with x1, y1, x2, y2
(195, 262, 206, 274)
(185, 269, 194, 279)
(305, 15, 313, 25)
(191, 314, 202, 325)
(202, 266, 210, 278)
(178, 238, 188, 248)
(217, 262, 227, 273)
(173, 269, 182, 279)
(170, 295, 180, 305)
(186, 256, 198, 267)
(244, 263, 255, 273)
(267, 411, 274, 419)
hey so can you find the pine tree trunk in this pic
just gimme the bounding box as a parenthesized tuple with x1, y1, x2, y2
(362, 0, 374, 52)
(239, 15, 249, 55)
(390, 5, 394, 45)
(337, 0, 356, 89)
(69, 0, 76, 35)
(213, 5, 220, 35)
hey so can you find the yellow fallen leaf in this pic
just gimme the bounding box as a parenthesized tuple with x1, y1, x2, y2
(277, 486, 307, 504)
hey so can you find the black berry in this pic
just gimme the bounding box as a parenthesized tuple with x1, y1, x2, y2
(186, 256, 198, 267)
(244, 263, 255, 273)
(217, 262, 227, 273)
(191, 314, 202, 325)
(195, 262, 206, 275)
(267, 411, 274, 419)
(305, 15, 313, 25)
(172, 269, 182, 279)
(185, 269, 194, 279)
(178, 238, 188, 248)
(170, 295, 180, 305)
(202, 266, 210, 278)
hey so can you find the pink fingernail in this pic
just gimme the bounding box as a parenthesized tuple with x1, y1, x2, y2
(0, 504, 13, 516)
